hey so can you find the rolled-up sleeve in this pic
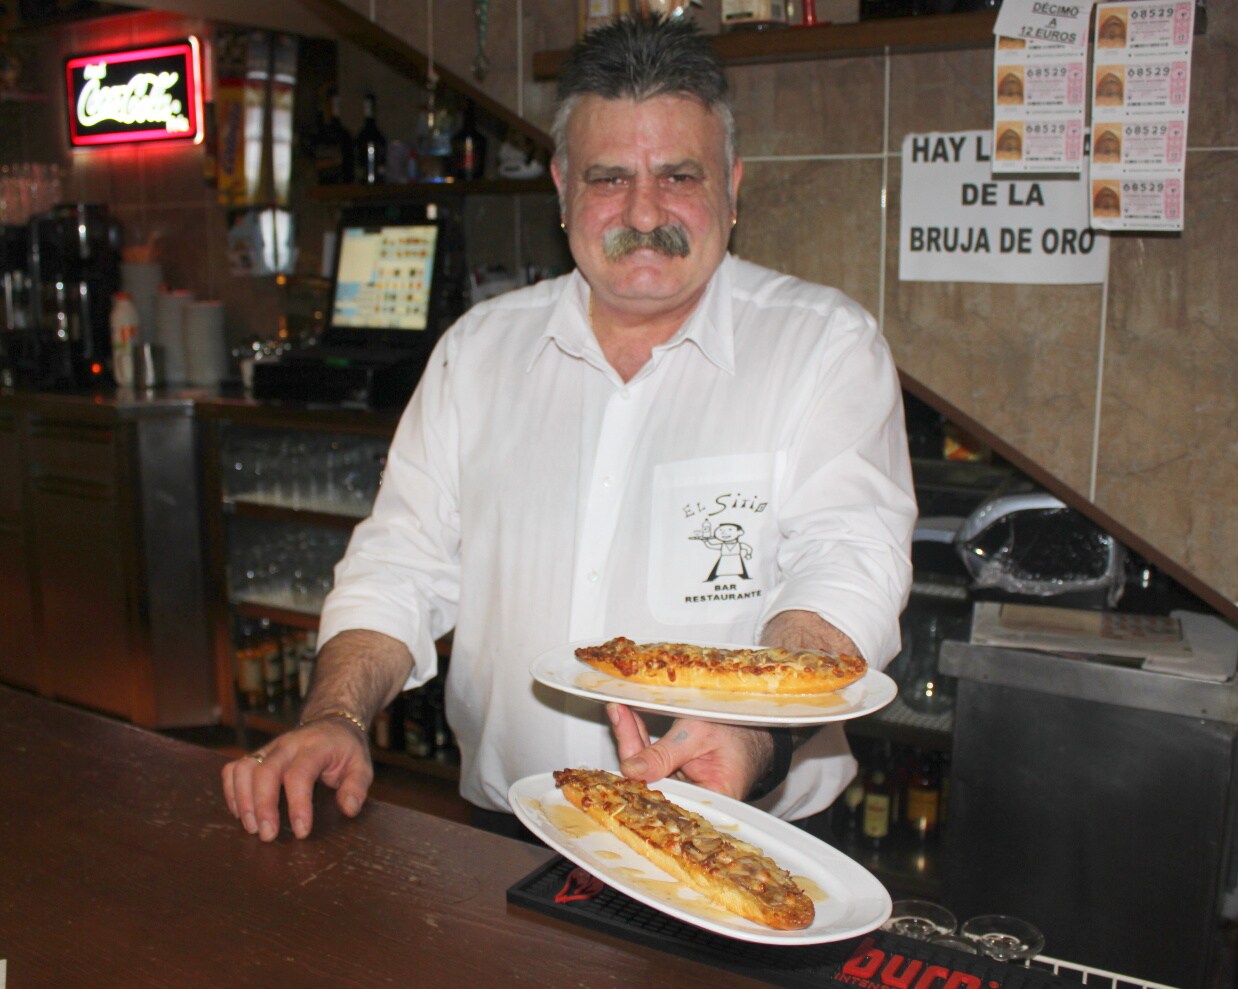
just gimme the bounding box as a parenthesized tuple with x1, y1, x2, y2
(758, 305, 917, 668)
(316, 333, 463, 687)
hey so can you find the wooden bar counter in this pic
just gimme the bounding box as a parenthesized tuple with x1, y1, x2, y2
(0, 686, 765, 988)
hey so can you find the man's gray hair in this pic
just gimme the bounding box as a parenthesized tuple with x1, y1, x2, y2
(551, 15, 737, 178)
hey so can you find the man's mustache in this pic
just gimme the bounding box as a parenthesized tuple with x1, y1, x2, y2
(602, 225, 690, 260)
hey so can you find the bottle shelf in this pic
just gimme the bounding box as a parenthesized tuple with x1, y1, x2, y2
(225, 494, 368, 528)
(532, 10, 999, 80)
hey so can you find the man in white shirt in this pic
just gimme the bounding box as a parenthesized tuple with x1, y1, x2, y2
(222, 15, 915, 843)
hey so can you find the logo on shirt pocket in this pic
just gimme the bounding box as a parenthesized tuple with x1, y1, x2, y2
(648, 453, 784, 626)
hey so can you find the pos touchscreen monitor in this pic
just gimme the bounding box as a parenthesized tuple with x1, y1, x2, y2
(320, 204, 447, 359)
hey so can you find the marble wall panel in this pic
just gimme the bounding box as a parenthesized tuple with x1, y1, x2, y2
(733, 158, 884, 315)
(1097, 151, 1238, 601)
(728, 56, 885, 157)
(887, 45, 993, 140)
(1186, 3, 1238, 146)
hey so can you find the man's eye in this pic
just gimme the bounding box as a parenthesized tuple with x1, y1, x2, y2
(665, 173, 699, 185)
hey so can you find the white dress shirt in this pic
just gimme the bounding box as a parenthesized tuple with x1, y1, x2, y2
(318, 254, 916, 819)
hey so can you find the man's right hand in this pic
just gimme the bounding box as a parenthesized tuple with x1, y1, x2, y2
(221, 716, 374, 841)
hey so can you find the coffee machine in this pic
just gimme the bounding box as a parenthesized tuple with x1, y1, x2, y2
(19, 203, 121, 389)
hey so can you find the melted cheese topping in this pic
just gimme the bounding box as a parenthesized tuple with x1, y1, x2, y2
(554, 768, 812, 924)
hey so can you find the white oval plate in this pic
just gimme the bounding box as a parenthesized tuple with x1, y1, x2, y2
(529, 640, 897, 727)
(509, 772, 891, 945)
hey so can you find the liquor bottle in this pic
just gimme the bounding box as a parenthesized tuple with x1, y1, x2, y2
(905, 750, 942, 843)
(861, 744, 894, 850)
(403, 688, 433, 758)
(834, 773, 865, 840)
(451, 102, 487, 181)
(297, 631, 317, 699)
(312, 88, 354, 185)
(356, 92, 387, 185)
(234, 619, 265, 711)
(257, 619, 283, 708)
(373, 703, 394, 751)
(280, 630, 303, 699)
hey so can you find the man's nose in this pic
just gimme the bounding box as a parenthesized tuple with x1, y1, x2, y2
(623, 177, 666, 233)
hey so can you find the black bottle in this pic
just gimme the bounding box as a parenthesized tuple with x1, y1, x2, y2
(312, 88, 354, 185)
(451, 102, 487, 181)
(356, 92, 387, 184)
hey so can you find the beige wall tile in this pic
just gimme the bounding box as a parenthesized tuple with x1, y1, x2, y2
(732, 158, 883, 314)
(1097, 151, 1238, 600)
(728, 56, 885, 157)
(1186, 4, 1238, 146)
(888, 45, 994, 140)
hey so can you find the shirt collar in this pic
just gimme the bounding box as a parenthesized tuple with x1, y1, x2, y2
(526, 255, 737, 376)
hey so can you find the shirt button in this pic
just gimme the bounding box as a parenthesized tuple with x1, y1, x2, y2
(586, 570, 600, 583)
(601, 476, 613, 488)
(619, 387, 631, 400)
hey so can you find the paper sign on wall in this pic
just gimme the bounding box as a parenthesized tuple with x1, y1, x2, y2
(1088, 0, 1196, 231)
(899, 130, 1109, 285)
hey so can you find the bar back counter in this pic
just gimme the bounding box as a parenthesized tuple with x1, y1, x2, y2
(0, 390, 215, 727)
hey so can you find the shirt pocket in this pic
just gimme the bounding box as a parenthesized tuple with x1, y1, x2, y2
(648, 452, 785, 627)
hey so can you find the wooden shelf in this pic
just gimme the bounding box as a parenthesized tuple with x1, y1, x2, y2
(533, 10, 999, 80)
(307, 177, 557, 203)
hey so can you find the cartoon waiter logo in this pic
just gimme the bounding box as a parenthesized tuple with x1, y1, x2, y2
(689, 519, 754, 582)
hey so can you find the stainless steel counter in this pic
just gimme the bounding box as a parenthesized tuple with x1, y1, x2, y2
(939, 640, 1237, 724)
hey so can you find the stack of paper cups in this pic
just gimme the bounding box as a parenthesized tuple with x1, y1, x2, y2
(155, 288, 193, 385)
(120, 262, 162, 345)
(183, 300, 229, 387)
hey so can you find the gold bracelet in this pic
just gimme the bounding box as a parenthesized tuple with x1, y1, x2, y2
(299, 709, 368, 737)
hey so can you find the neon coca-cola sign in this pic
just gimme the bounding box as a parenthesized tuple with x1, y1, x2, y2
(65, 38, 204, 147)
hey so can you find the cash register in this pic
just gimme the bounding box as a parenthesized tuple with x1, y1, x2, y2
(253, 203, 460, 409)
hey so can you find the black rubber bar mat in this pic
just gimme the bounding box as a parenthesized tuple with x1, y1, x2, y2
(507, 855, 1073, 989)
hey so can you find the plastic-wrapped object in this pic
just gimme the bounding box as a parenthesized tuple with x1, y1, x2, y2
(955, 489, 1127, 606)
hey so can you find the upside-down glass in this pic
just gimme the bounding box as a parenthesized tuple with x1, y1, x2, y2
(960, 914, 1045, 961)
(882, 899, 957, 940)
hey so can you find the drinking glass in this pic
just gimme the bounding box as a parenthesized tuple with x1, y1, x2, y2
(883, 899, 957, 940)
(960, 915, 1045, 961)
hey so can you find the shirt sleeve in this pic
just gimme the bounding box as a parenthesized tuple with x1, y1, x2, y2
(316, 332, 463, 687)
(758, 301, 917, 668)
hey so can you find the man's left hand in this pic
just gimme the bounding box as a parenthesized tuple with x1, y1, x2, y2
(606, 702, 772, 800)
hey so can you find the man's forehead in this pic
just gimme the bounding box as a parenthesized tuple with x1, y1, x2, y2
(567, 95, 726, 163)
(568, 93, 722, 135)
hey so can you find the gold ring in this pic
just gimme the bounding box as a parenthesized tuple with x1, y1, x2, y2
(247, 752, 266, 765)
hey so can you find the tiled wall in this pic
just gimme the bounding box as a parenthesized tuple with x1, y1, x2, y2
(5, 2, 1233, 605)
